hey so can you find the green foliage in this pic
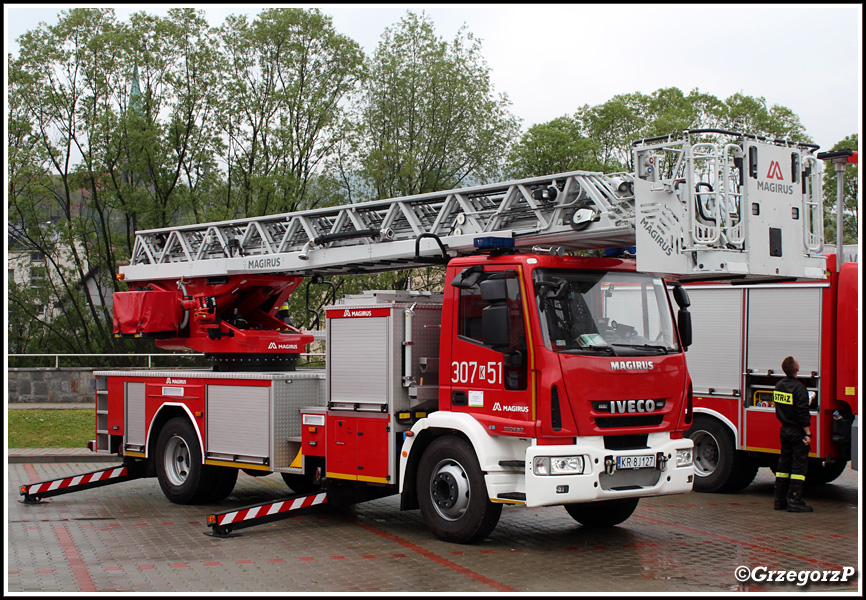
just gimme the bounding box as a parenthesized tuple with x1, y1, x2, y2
(220, 8, 365, 217)
(822, 134, 859, 246)
(509, 88, 813, 176)
(505, 116, 602, 179)
(357, 11, 519, 198)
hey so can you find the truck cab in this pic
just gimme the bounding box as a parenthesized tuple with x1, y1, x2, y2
(400, 250, 696, 542)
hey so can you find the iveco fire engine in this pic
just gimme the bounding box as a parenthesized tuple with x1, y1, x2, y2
(21, 130, 827, 543)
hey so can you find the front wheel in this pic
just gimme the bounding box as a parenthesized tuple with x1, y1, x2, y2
(417, 436, 502, 544)
(564, 497, 639, 527)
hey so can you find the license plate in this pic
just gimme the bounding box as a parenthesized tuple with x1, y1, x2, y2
(617, 454, 656, 469)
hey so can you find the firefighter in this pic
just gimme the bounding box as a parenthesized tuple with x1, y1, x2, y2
(773, 356, 813, 512)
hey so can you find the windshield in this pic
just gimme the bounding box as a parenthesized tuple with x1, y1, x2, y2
(533, 269, 679, 356)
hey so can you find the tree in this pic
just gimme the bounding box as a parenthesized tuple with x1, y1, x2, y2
(717, 92, 810, 142)
(822, 134, 859, 247)
(219, 8, 365, 217)
(8, 8, 128, 359)
(505, 116, 602, 179)
(509, 88, 812, 177)
(357, 11, 519, 199)
(8, 7, 225, 360)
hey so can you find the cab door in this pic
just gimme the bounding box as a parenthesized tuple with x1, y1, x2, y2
(446, 264, 534, 435)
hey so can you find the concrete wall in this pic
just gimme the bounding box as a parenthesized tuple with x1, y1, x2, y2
(7, 368, 95, 404)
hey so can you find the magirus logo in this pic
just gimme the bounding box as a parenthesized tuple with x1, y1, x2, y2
(268, 342, 298, 350)
(610, 360, 655, 371)
(343, 309, 372, 317)
(165, 377, 187, 385)
(492, 402, 529, 413)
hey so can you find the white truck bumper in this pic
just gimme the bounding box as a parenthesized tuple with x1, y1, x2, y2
(523, 434, 694, 508)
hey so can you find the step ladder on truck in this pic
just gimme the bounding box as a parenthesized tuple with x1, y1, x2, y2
(21, 130, 827, 543)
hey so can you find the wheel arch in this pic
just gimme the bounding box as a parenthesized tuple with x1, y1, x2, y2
(146, 403, 203, 462)
(399, 412, 529, 509)
(692, 408, 738, 439)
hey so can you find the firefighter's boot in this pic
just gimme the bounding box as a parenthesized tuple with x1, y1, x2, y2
(786, 481, 813, 513)
(773, 477, 789, 510)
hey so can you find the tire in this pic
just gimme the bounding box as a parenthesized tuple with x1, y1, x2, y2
(155, 417, 215, 504)
(687, 415, 752, 493)
(724, 456, 759, 492)
(206, 467, 239, 502)
(564, 497, 639, 527)
(806, 458, 848, 486)
(281, 473, 320, 494)
(416, 436, 502, 544)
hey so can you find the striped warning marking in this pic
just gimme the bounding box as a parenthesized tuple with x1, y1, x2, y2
(23, 467, 129, 496)
(212, 492, 327, 527)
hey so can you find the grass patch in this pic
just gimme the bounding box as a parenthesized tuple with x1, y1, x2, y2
(7, 409, 94, 448)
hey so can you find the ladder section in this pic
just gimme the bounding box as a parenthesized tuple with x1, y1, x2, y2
(120, 130, 828, 283)
(122, 171, 638, 281)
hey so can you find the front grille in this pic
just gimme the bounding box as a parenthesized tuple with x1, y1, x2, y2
(595, 414, 664, 428)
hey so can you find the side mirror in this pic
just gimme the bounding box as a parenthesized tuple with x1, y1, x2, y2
(481, 304, 510, 349)
(677, 308, 692, 350)
(480, 278, 508, 303)
(672, 283, 690, 308)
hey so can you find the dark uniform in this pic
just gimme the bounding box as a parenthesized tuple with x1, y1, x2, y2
(774, 376, 813, 512)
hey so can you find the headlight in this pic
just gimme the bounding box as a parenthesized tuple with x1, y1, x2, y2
(551, 456, 584, 475)
(533, 455, 585, 476)
(676, 448, 693, 467)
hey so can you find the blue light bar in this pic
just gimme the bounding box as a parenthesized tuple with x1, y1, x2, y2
(474, 237, 515, 250)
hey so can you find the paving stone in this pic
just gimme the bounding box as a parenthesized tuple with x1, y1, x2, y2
(6, 464, 860, 593)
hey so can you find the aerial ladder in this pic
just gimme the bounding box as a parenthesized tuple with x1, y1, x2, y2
(115, 129, 826, 369)
(22, 130, 828, 542)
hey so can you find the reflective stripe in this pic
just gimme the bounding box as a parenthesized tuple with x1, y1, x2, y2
(791, 473, 806, 481)
(773, 391, 793, 405)
(775, 472, 790, 478)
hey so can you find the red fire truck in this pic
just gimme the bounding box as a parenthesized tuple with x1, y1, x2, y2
(684, 253, 858, 492)
(20, 130, 828, 543)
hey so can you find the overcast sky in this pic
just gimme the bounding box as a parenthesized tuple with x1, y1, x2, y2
(4, 3, 863, 152)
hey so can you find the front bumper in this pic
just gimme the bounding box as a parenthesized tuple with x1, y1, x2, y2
(520, 434, 694, 507)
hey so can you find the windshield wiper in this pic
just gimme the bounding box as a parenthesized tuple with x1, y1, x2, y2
(610, 343, 669, 354)
(557, 345, 616, 355)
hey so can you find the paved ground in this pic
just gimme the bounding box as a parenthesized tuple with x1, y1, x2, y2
(5, 457, 861, 594)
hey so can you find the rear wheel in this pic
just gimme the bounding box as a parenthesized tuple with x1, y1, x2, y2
(417, 436, 502, 543)
(206, 467, 239, 502)
(155, 417, 215, 504)
(564, 497, 639, 527)
(281, 473, 320, 494)
(806, 458, 848, 485)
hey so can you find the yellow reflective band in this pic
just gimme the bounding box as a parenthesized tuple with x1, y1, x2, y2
(790, 473, 806, 481)
(775, 472, 790, 479)
(773, 391, 793, 405)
